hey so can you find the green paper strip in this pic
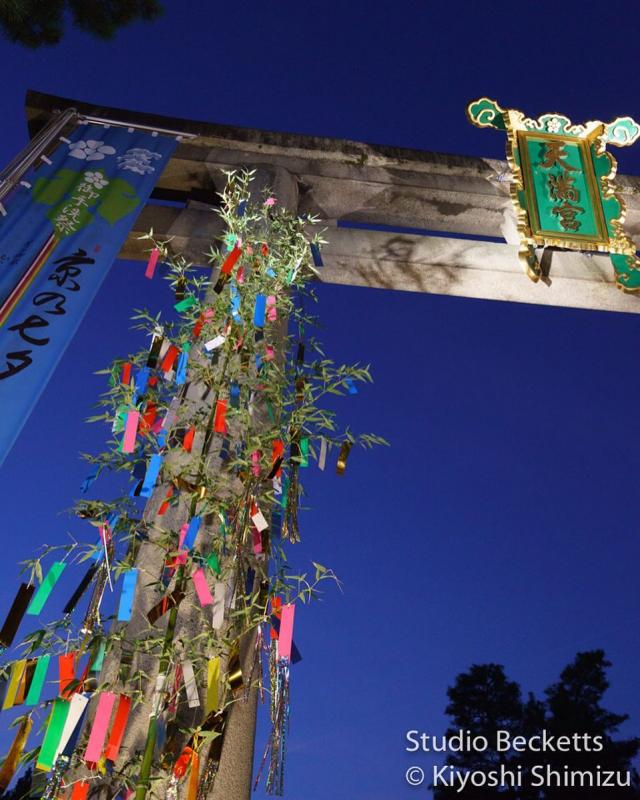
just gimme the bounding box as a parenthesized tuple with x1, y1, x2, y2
(27, 562, 66, 616)
(174, 296, 196, 312)
(281, 477, 290, 509)
(36, 697, 70, 771)
(206, 553, 221, 576)
(91, 641, 106, 673)
(300, 437, 309, 467)
(25, 655, 50, 707)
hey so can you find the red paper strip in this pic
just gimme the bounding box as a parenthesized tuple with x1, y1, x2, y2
(58, 653, 76, 698)
(270, 596, 282, 641)
(121, 362, 132, 385)
(70, 781, 90, 800)
(160, 345, 180, 374)
(158, 486, 174, 516)
(139, 402, 157, 437)
(221, 245, 242, 276)
(104, 694, 131, 762)
(183, 426, 196, 452)
(173, 746, 193, 779)
(192, 312, 205, 340)
(145, 247, 159, 279)
(213, 400, 227, 434)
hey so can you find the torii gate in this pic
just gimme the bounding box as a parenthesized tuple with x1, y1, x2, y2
(13, 90, 640, 800)
(24, 90, 640, 316)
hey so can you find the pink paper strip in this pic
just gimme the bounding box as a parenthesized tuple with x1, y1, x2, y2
(192, 568, 213, 607)
(174, 522, 188, 566)
(251, 450, 261, 476)
(145, 247, 159, 279)
(266, 295, 277, 321)
(252, 527, 262, 554)
(84, 691, 116, 763)
(278, 604, 295, 662)
(122, 411, 139, 454)
(178, 522, 188, 548)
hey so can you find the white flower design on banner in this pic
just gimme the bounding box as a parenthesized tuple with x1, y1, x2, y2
(68, 140, 117, 161)
(117, 148, 163, 175)
(83, 171, 109, 189)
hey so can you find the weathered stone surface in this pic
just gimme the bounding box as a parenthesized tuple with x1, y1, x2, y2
(24, 90, 640, 314)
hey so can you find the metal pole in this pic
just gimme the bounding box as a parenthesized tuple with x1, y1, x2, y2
(0, 108, 78, 203)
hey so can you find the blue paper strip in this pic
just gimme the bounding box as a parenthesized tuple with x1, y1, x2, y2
(230, 382, 240, 408)
(310, 242, 323, 267)
(175, 350, 189, 385)
(134, 367, 150, 400)
(229, 284, 242, 323)
(140, 453, 163, 497)
(254, 294, 266, 328)
(183, 516, 201, 550)
(117, 569, 138, 622)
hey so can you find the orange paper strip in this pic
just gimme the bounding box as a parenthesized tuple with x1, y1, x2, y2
(70, 781, 90, 800)
(58, 653, 76, 699)
(183, 426, 196, 452)
(104, 695, 131, 762)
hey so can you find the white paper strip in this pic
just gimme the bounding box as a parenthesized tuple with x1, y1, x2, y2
(251, 508, 269, 532)
(158, 338, 171, 361)
(204, 335, 226, 352)
(213, 582, 226, 630)
(181, 659, 200, 708)
(56, 693, 89, 761)
(318, 437, 327, 471)
(150, 673, 166, 716)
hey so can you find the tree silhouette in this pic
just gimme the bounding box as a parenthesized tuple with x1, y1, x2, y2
(434, 664, 524, 800)
(544, 651, 640, 799)
(0, 1, 162, 48)
(433, 651, 640, 799)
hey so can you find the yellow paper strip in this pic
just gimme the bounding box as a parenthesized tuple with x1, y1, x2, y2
(206, 657, 220, 714)
(2, 660, 26, 711)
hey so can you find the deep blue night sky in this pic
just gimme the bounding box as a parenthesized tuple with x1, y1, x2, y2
(1, 2, 640, 798)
